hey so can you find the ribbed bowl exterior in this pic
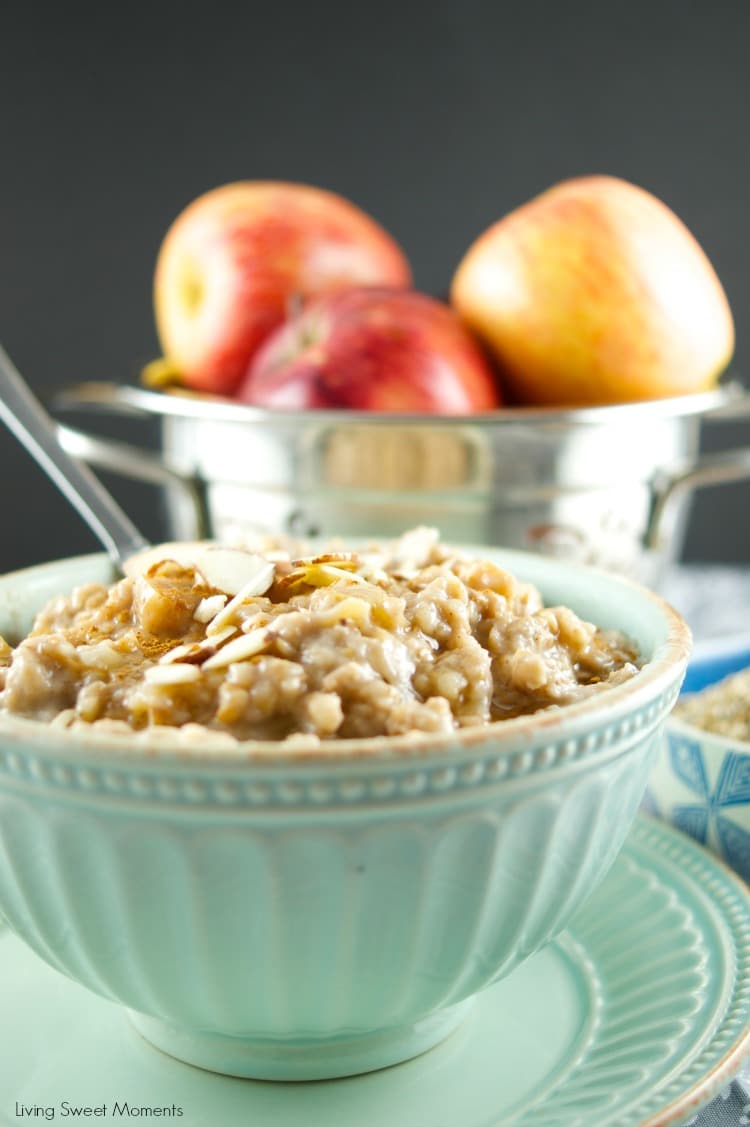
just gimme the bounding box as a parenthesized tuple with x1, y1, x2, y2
(0, 723, 663, 1040)
(0, 547, 688, 1054)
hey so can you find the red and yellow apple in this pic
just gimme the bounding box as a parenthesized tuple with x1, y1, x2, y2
(451, 175, 734, 406)
(154, 182, 412, 396)
(238, 287, 502, 412)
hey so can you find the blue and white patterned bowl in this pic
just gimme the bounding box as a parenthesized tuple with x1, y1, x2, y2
(647, 634, 750, 881)
(0, 549, 690, 1081)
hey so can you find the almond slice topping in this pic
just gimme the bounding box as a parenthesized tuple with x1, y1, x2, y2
(159, 626, 238, 665)
(193, 549, 275, 597)
(201, 628, 271, 671)
(290, 553, 360, 569)
(125, 543, 275, 600)
(276, 562, 366, 595)
(206, 562, 276, 637)
(124, 541, 211, 580)
(194, 594, 228, 623)
(145, 664, 201, 685)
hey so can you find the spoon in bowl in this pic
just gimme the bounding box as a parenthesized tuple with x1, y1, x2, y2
(0, 345, 272, 591)
(0, 343, 152, 569)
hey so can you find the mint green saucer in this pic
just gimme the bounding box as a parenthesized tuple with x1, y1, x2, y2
(2, 816, 750, 1127)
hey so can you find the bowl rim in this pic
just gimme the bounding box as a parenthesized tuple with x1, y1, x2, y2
(668, 635, 750, 753)
(666, 712, 750, 755)
(61, 379, 742, 428)
(689, 632, 750, 665)
(0, 549, 691, 768)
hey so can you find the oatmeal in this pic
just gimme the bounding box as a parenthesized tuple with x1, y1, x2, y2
(676, 667, 750, 742)
(0, 529, 640, 745)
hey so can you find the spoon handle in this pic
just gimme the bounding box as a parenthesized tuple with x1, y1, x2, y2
(0, 344, 149, 567)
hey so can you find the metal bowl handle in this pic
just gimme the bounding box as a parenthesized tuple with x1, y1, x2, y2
(648, 446, 750, 549)
(53, 381, 158, 417)
(54, 423, 206, 541)
(699, 385, 750, 422)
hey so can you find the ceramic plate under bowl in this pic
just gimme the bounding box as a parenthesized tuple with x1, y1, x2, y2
(2, 816, 750, 1127)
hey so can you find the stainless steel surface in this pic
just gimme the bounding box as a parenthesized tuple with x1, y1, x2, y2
(56, 423, 206, 543)
(54, 380, 750, 424)
(0, 350, 149, 567)
(55, 381, 750, 586)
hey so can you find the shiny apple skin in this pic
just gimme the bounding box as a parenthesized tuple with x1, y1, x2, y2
(451, 175, 734, 406)
(154, 182, 412, 396)
(238, 288, 502, 413)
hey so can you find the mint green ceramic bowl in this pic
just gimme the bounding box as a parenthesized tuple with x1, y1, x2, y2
(0, 549, 690, 1081)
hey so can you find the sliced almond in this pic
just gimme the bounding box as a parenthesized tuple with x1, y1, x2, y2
(276, 562, 367, 596)
(290, 553, 360, 569)
(318, 564, 366, 584)
(206, 565, 276, 637)
(144, 664, 201, 685)
(201, 628, 271, 671)
(263, 550, 294, 563)
(159, 626, 238, 665)
(126, 544, 276, 600)
(193, 594, 228, 624)
(159, 642, 199, 664)
(193, 549, 276, 597)
(124, 542, 212, 580)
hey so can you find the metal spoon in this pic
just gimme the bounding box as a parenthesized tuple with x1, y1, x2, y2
(0, 343, 150, 569)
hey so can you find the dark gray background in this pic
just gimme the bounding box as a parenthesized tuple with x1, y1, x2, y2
(1, 0, 749, 571)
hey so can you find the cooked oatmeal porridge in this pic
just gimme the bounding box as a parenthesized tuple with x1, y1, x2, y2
(676, 667, 750, 742)
(0, 529, 640, 746)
